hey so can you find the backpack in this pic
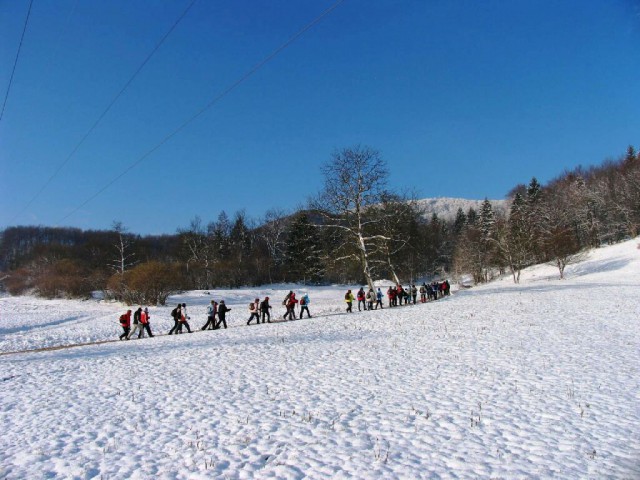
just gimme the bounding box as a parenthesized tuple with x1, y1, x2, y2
(171, 307, 179, 319)
(119, 314, 127, 326)
(300, 297, 306, 306)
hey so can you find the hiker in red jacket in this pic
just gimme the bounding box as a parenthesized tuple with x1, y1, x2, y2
(283, 291, 298, 320)
(119, 309, 132, 340)
(139, 307, 154, 338)
(387, 287, 396, 307)
(356, 287, 367, 311)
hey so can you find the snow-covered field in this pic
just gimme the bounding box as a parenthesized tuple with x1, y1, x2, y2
(1, 240, 639, 479)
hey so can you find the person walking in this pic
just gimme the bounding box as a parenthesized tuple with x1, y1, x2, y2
(403, 287, 410, 305)
(260, 297, 272, 323)
(345, 289, 355, 313)
(119, 309, 132, 340)
(420, 283, 427, 303)
(169, 303, 182, 335)
(387, 287, 396, 307)
(396, 285, 404, 306)
(140, 307, 154, 337)
(177, 303, 192, 333)
(411, 284, 418, 304)
(216, 300, 230, 329)
(357, 287, 367, 311)
(375, 288, 384, 309)
(283, 292, 298, 320)
(202, 300, 217, 330)
(299, 293, 311, 318)
(127, 307, 143, 339)
(366, 288, 375, 311)
(248, 298, 260, 325)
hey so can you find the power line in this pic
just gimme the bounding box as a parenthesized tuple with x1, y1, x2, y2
(57, 0, 346, 225)
(0, 0, 34, 125)
(10, 0, 198, 224)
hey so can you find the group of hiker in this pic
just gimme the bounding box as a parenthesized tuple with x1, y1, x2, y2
(200, 299, 232, 331)
(344, 281, 450, 312)
(246, 291, 313, 324)
(117, 281, 450, 340)
(118, 307, 154, 340)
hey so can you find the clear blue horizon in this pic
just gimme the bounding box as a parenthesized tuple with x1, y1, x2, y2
(1, 0, 639, 235)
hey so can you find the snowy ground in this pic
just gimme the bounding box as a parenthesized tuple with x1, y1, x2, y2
(1, 239, 639, 479)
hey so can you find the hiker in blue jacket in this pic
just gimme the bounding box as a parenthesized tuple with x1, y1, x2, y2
(375, 288, 384, 309)
(299, 293, 311, 318)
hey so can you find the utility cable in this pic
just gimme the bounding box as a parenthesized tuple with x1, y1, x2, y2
(11, 0, 198, 224)
(0, 0, 34, 125)
(57, 0, 346, 225)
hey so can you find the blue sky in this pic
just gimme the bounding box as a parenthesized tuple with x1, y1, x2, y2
(1, 0, 639, 235)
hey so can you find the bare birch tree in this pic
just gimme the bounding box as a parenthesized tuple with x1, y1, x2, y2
(110, 221, 136, 275)
(311, 146, 392, 291)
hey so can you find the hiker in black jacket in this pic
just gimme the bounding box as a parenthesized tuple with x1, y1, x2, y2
(216, 300, 230, 329)
(168, 304, 181, 335)
(260, 297, 272, 323)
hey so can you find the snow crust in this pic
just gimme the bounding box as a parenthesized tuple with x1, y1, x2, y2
(1, 239, 639, 478)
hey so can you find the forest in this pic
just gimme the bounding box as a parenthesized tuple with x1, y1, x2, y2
(1, 145, 638, 305)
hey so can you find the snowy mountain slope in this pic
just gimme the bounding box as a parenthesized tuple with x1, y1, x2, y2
(0, 239, 639, 479)
(416, 197, 509, 221)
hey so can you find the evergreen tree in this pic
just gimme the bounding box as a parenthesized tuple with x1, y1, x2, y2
(506, 193, 531, 282)
(527, 177, 542, 204)
(466, 207, 478, 226)
(625, 145, 636, 164)
(285, 213, 325, 284)
(479, 198, 495, 242)
(453, 207, 467, 236)
(526, 177, 544, 262)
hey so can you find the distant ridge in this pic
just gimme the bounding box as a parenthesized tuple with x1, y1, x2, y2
(416, 197, 508, 221)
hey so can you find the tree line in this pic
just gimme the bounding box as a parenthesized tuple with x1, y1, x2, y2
(1, 144, 638, 304)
